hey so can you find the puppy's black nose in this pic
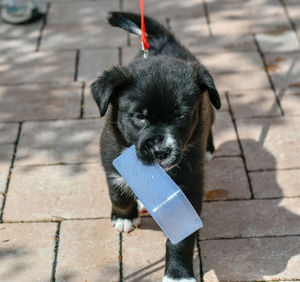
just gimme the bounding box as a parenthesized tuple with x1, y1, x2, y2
(153, 145, 171, 160)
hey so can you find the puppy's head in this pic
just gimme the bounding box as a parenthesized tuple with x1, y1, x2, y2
(91, 56, 220, 170)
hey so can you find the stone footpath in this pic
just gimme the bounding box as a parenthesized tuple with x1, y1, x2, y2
(0, 0, 300, 281)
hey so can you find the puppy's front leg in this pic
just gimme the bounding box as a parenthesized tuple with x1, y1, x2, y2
(163, 233, 197, 282)
(108, 179, 141, 233)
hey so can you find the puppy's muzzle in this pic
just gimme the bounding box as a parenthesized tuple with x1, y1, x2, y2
(137, 134, 180, 168)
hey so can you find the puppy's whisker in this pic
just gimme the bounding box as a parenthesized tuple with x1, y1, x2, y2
(182, 155, 193, 172)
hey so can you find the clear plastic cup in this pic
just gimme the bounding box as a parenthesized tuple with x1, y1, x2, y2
(113, 145, 203, 244)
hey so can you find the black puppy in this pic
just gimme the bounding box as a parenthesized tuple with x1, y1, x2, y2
(91, 12, 220, 282)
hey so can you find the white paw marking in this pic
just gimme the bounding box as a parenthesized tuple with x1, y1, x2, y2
(111, 217, 141, 233)
(205, 151, 213, 162)
(137, 200, 147, 212)
(162, 276, 197, 282)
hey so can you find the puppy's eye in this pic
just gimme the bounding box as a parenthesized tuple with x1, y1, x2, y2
(176, 114, 187, 121)
(135, 113, 145, 120)
(130, 112, 147, 127)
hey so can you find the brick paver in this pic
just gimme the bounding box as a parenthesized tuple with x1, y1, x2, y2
(3, 163, 110, 221)
(201, 236, 300, 281)
(47, 0, 119, 25)
(1, 0, 300, 281)
(0, 83, 82, 122)
(228, 89, 281, 117)
(264, 51, 300, 90)
(250, 169, 300, 198)
(83, 87, 101, 118)
(123, 0, 205, 20)
(256, 29, 300, 52)
(0, 123, 18, 144)
(56, 219, 119, 282)
(0, 223, 57, 281)
(0, 51, 76, 84)
(236, 117, 300, 170)
(41, 23, 127, 50)
(201, 198, 300, 239)
(123, 217, 200, 281)
(78, 48, 119, 83)
(212, 111, 240, 157)
(204, 157, 251, 201)
(199, 52, 264, 74)
(15, 119, 103, 166)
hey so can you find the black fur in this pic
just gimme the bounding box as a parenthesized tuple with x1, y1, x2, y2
(91, 12, 220, 281)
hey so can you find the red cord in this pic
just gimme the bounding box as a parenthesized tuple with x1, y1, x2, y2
(140, 0, 149, 50)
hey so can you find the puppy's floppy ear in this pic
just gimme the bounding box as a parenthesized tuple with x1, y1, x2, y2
(90, 66, 132, 116)
(192, 63, 221, 110)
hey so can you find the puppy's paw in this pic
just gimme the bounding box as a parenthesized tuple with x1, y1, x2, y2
(204, 151, 213, 162)
(111, 217, 141, 233)
(162, 276, 197, 282)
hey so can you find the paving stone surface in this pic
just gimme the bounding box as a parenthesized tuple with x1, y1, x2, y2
(123, 0, 205, 19)
(212, 111, 240, 157)
(256, 30, 300, 52)
(83, 89, 101, 118)
(0, 38, 37, 54)
(41, 23, 127, 50)
(169, 18, 209, 49)
(3, 163, 110, 221)
(250, 169, 300, 198)
(279, 87, 300, 116)
(236, 117, 300, 170)
(47, 0, 119, 25)
(199, 52, 264, 75)
(15, 119, 103, 166)
(0, 222, 57, 282)
(201, 236, 300, 281)
(122, 46, 140, 66)
(264, 51, 300, 93)
(208, 0, 291, 36)
(204, 157, 251, 201)
(0, 123, 19, 144)
(123, 217, 200, 281)
(78, 49, 119, 83)
(200, 198, 300, 239)
(189, 34, 257, 53)
(214, 71, 270, 92)
(0, 83, 82, 122)
(0, 144, 14, 194)
(56, 219, 119, 282)
(0, 15, 43, 39)
(0, 51, 76, 84)
(228, 89, 282, 117)
(1, 0, 300, 280)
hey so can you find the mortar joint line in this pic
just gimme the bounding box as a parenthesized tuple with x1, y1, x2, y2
(225, 92, 255, 200)
(0, 122, 23, 223)
(196, 232, 204, 282)
(202, 0, 213, 37)
(79, 81, 85, 118)
(36, 2, 51, 52)
(279, 0, 300, 44)
(74, 49, 80, 82)
(51, 221, 61, 282)
(252, 34, 285, 116)
(119, 232, 123, 282)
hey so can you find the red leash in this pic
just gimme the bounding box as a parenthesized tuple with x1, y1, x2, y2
(140, 0, 149, 58)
